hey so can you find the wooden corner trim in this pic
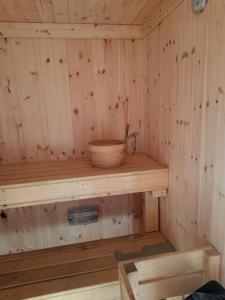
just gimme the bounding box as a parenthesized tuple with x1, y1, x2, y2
(0, 22, 144, 40)
(142, 0, 184, 38)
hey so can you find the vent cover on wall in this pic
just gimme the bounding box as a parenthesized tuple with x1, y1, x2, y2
(192, 0, 208, 13)
(68, 205, 99, 225)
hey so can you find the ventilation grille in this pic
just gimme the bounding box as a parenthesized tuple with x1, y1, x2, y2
(68, 205, 99, 225)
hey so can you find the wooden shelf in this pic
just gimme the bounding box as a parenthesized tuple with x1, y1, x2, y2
(0, 154, 168, 209)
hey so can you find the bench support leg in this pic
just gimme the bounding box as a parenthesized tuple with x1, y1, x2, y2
(143, 192, 159, 232)
(203, 248, 220, 282)
(143, 190, 167, 232)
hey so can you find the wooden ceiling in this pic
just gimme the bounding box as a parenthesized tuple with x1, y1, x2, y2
(0, 0, 162, 25)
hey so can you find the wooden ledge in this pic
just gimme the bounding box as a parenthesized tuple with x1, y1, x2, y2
(0, 154, 168, 209)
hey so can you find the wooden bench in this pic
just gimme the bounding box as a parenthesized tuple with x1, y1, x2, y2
(0, 154, 168, 209)
(119, 247, 220, 300)
(0, 232, 172, 300)
(0, 154, 171, 299)
(0, 154, 168, 232)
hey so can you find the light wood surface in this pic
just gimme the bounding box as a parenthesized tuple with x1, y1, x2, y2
(143, 192, 159, 232)
(0, 0, 175, 255)
(0, 193, 143, 255)
(0, 232, 169, 299)
(0, 36, 145, 253)
(0, 154, 168, 209)
(119, 247, 220, 300)
(142, 0, 183, 37)
(0, 0, 180, 40)
(119, 263, 135, 300)
(0, 0, 162, 25)
(30, 282, 120, 300)
(2, 2, 225, 292)
(0, 22, 144, 40)
(143, 0, 225, 285)
(0, 232, 165, 272)
(0, 38, 144, 165)
(203, 249, 221, 283)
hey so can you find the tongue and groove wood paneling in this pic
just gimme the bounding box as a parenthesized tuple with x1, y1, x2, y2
(0, 37, 144, 254)
(0, 194, 143, 254)
(0, 0, 162, 25)
(0, 38, 144, 165)
(143, 0, 225, 283)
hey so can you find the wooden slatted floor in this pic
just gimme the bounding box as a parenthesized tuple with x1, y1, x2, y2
(0, 232, 172, 300)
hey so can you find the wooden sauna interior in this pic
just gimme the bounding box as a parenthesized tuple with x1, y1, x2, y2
(0, 0, 225, 299)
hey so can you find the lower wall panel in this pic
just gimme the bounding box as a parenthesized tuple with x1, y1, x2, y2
(0, 193, 143, 254)
(144, 0, 225, 283)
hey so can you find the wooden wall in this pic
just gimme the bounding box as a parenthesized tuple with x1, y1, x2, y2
(143, 0, 225, 283)
(0, 38, 143, 164)
(3, 0, 225, 274)
(0, 194, 142, 254)
(0, 38, 144, 254)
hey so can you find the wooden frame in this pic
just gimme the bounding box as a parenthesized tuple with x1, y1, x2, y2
(119, 247, 220, 300)
(0, 22, 143, 40)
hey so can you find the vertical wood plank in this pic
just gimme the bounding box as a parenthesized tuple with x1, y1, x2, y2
(118, 263, 135, 300)
(1, 0, 26, 22)
(202, 249, 220, 283)
(18, 0, 41, 22)
(52, 0, 69, 23)
(143, 192, 159, 232)
(35, 0, 55, 22)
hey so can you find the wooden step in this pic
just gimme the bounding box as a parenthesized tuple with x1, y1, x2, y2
(0, 269, 118, 300)
(0, 232, 172, 300)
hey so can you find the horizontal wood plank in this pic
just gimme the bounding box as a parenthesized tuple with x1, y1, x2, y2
(29, 282, 120, 300)
(0, 255, 117, 289)
(138, 272, 202, 300)
(0, 22, 144, 39)
(135, 249, 206, 281)
(0, 269, 118, 300)
(0, 154, 169, 209)
(0, 233, 166, 275)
